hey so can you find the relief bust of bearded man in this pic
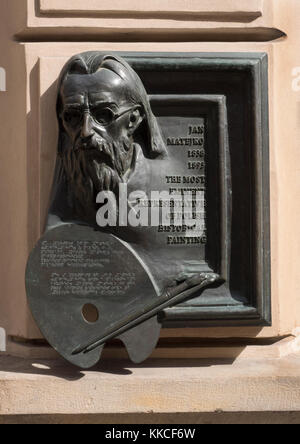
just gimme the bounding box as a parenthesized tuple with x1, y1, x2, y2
(25, 51, 221, 367)
(49, 51, 168, 225)
(48, 52, 211, 292)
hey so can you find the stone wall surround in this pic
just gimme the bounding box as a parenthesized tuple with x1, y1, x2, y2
(0, 0, 300, 423)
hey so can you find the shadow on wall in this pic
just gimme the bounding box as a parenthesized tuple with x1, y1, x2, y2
(27, 62, 59, 251)
(0, 351, 237, 380)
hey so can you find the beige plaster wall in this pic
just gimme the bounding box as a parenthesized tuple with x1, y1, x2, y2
(0, 0, 299, 345)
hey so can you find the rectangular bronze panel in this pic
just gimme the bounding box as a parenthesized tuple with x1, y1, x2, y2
(120, 52, 270, 327)
(150, 95, 230, 283)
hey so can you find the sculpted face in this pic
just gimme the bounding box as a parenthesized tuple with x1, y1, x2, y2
(59, 68, 144, 216)
(61, 69, 141, 150)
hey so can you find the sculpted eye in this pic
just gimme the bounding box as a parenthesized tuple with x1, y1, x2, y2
(93, 107, 114, 126)
(63, 109, 82, 127)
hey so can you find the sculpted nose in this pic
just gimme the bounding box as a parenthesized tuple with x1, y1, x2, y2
(81, 112, 94, 140)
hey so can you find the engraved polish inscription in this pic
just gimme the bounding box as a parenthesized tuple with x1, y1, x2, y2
(40, 240, 136, 297)
(50, 272, 136, 296)
(41, 240, 111, 268)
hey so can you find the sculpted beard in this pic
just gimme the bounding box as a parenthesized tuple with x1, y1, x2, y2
(62, 134, 134, 216)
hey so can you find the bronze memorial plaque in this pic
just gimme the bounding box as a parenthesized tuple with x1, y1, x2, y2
(26, 52, 271, 368)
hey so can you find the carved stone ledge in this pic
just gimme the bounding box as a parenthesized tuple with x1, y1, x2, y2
(7, 0, 286, 43)
(38, 0, 263, 21)
(4, 335, 300, 361)
(0, 351, 300, 416)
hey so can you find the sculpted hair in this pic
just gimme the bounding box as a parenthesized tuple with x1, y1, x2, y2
(56, 51, 167, 158)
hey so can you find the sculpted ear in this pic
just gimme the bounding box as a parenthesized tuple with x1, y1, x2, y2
(128, 106, 144, 135)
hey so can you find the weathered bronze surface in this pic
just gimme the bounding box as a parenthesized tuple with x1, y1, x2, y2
(26, 52, 271, 368)
(26, 224, 219, 367)
(26, 224, 160, 367)
(49, 53, 220, 292)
